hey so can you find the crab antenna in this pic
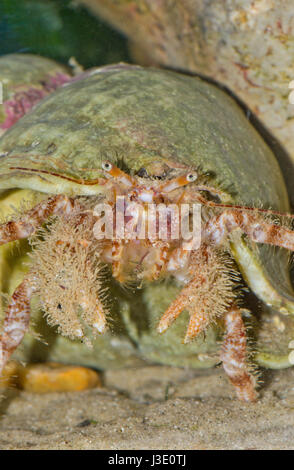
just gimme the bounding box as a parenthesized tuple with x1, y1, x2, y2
(160, 172, 198, 193)
(9, 166, 105, 186)
(101, 160, 135, 187)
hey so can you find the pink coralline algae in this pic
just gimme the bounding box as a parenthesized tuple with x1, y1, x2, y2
(1, 72, 71, 131)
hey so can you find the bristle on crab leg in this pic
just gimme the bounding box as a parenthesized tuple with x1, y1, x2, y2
(0, 195, 75, 245)
(184, 308, 210, 344)
(204, 210, 294, 251)
(220, 306, 258, 402)
(0, 278, 35, 375)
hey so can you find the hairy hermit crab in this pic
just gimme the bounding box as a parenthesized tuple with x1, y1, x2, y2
(0, 63, 294, 402)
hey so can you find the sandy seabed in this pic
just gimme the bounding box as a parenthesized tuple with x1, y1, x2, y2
(1, 365, 294, 450)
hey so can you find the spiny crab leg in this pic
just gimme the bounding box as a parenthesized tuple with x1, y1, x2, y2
(157, 272, 210, 343)
(157, 269, 204, 334)
(0, 277, 35, 375)
(0, 195, 75, 245)
(157, 246, 233, 343)
(195, 192, 294, 219)
(204, 209, 294, 250)
(221, 306, 258, 402)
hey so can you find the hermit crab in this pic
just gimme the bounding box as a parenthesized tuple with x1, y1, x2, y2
(0, 63, 294, 402)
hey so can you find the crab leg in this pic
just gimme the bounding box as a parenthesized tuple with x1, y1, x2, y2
(0, 195, 75, 245)
(157, 271, 209, 342)
(158, 246, 235, 342)
(221, 305, 258, 402)
(0, 278, 35, 375)
(204, 209, 294, 251)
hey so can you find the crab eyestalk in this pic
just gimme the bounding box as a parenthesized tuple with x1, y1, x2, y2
(102, 161, 136, 187)
(160, 172, 198, 193)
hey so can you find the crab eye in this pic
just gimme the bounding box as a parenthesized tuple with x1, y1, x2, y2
(102, 161, 113, 172)
(186, 172, 197, 182)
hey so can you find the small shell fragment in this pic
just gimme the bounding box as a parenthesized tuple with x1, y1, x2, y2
(0, 361, 20, 388)
(17, 363, 101, 393)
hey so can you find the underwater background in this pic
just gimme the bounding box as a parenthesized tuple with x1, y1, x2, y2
(0, 0, 129, 68)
